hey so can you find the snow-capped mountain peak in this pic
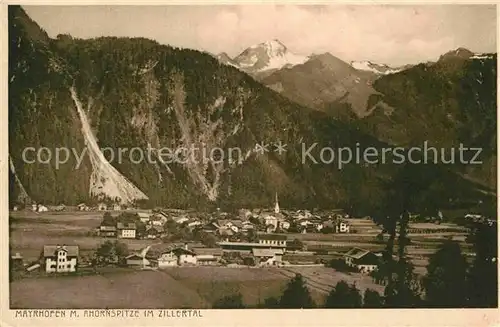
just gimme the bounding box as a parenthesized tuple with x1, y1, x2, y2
(219, 39, 308, 74)
(259, 39, 287, 56)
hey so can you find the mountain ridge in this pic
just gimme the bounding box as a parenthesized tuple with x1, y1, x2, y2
(9, 7, 393, 211)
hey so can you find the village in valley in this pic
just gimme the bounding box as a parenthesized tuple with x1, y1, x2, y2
(9, 190, 488, 308)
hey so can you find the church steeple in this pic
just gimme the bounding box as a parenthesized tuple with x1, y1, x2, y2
(274, 192, 280, 214)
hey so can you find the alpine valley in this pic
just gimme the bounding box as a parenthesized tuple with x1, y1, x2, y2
(9, 6, 497, 215)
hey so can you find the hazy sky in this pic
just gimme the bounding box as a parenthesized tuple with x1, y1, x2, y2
(23, 5, 497, 66)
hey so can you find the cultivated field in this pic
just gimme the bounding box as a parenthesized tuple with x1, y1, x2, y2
(9, 211, 155, 262)
(9, 210, 474, 308)
(10, 265, 384, 308)
(10, 269, 209, 309)
(285, 218, 473, 274)
(162, 267, 293, 306)
(280, 266, 385, 294)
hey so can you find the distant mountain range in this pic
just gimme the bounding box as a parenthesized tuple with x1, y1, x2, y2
(218, 39, 496, 195)
(215, 39, 410, 78)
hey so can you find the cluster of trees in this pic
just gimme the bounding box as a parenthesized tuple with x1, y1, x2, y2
(161, 218, 219, 248)
(93, 240, 129, 266)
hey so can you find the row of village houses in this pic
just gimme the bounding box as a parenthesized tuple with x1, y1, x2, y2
(97, 210, 352, 240)
(20, 194, 351, 232)
(17, 202, 132, 212)
(11, 234, 380, 275)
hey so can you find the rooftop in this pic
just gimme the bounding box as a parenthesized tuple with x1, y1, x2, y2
(11, 253, 23, 259)
(171, 247, 197, 256)
(252, 248, 284, 257)
(100, 225, 117, 231)
(192, 248, 223, 256)
(218, 241, 287, 248)
(259, 234, 287, 241)
(126, 253, 144, 260)
(355, 253, 380, 265)
(43, 245, 79, 257)
(117, 222, 136, 230)
(344, 247, 371, 259)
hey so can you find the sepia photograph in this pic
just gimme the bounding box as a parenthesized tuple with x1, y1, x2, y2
(6, 3, 498, 314)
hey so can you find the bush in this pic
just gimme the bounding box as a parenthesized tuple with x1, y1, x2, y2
(261, 296, 280, 308)
(321, 226, 334, 234)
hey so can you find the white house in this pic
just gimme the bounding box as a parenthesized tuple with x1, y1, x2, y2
(252, 248, 284, 266)
(241, 221, 255, 232)
(77, 203, 90, 211)
(344, 247, 379, 273)
(217, 220, 243, 233)
(157, 252, 178, 268)
(258, 234, 287, 247)
(34, 204, 48, 212)
(126, 254, 150, 267)
(42, 245, 79, 273)
(299, 220, 312, 227)
(137, 212, 152, 224)
(295, 210, 312, 220)
(280, 221, 291, 230)
(171, 246, 197, 266)
(187, 220, 203, 228)
(117, 222, 137, 239)
(264, 215, 278, 228)
(174, 216, 190, 225)
(193, 248, 222, 266)
(150, 216, 164, 226)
